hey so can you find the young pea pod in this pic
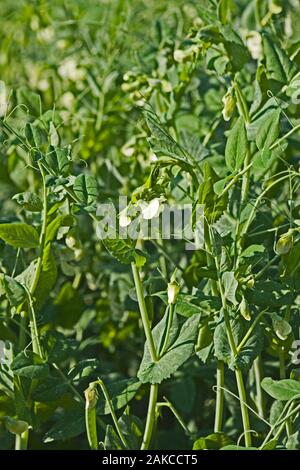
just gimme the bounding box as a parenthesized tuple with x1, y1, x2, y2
(84, 383, 98, 450)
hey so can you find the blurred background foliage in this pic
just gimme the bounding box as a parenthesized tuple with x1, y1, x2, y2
(1, 0, 300, 449)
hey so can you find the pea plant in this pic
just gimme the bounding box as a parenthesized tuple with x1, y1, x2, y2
(1, 0, 300, 452)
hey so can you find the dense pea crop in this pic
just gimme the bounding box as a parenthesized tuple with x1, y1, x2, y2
(1, 0, 300, 452)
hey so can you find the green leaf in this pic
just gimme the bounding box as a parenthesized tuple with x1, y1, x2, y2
(222, 271, 238, 306)
(261, 439, 278, 450)
(45, 214, 74, 245)
(286, 431, 300, 450)
(97, 378, 141, 415)
(261, 378, 300, 401)
(32, 377, 68, 402)
(104, 424, 123, 450)
(138, 314, 200, 384)
(281, 242, 300, 290)
(49, 122, 60, 147)
(44, 408, 85, 442)
(25, 123, 47, 148)
(248, 108, 281, 151)
(221, 445, 258, 450)
(118, 411, 143, 450)
(42, 331, 77, 363)
(53, 282, 84, 328)
(214, 318, 263, 370)
(0, 223, 39, 249)
(12, 192, 43, 212)
(0, 275, 26, 308)
(145, 112, 196, 178)
(198, 162, 228, 223)
(145, 112, 186, 162)
(16, 86, 41, 117)
(220, 25, 250, 72)
(193, 432, 233, 450)
(218, 0, 230, 24)
(262, 32, 297, 83)
(45, 146, 71, 176)
(225, 117, 248, 172)
(73, 174, 98, 205)
(252, 149, 272, 171)
(103, 237, 136, 264)
(11, 351, 49, 380)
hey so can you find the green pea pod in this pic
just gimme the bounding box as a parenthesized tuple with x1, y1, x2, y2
(84, 384, 98, 450)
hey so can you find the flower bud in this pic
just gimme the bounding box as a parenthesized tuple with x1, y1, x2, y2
(239, 297, 251, 321)
(167, 280, 180, 304)
(5, 417, 28, 435)
(272, 314, 292, 341)
(84, 385, 98, 410)
(275, 229, 294, 255)
(222, 88, 236, 121)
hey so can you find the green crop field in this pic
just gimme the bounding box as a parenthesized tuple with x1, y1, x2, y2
(1, 0, 300, 452)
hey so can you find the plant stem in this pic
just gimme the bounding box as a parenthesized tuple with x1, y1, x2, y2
(97, 379, 129, 449)
(218, 163, 252, 199)
(30, 162, 47, 297)
(27, 291, 42, 357)
(131, 262, 158, 362)
(214, 360, 225, 432)
(279, 347, 286, 380)
(131, 262, 159, 449)
(205, 222, 225, 432)
(159, 397, 191, 435)
(236, 310, 267, 354)
(235, 368, 252, 447)
(15, 429, 29, 450)
(278, 347, 293, 436)
(253, 356, 266, 419)
(159, 304, 174, 356)
(215, 246, 252, 446)
(141, 383, 158, 450)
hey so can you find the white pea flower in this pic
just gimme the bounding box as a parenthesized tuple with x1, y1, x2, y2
(149, 152, 158, 162)
(174, 50, 187, 63)
(37, 27, 54, 43)
(61, 92, 75, 108)
(58, 59, 85, 82)
(140, 198, 162, 220)
(246, 32, 262, 60)
(119, 208, 132, 227)
(37, 79, 50, 91)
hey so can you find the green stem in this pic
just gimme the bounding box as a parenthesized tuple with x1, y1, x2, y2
(15, 429, 29, 450)
(205, 222, 225, 432)
(236, 311, 267, 354)
(269, 123, 300, 151)
(235, 368, 252, 447)
(141, 384, 158, 450)
(29, 162, 47, 297)
(240, 148, 251, 205)
(131, 262, 158, 362)
(253, 356, 266, 419)
(159, 304, 174, 356)
(218, 163, 252, 199)
(214, 360, 225, 432)
(279, 347, 286, 380)
(215, 246, 252, 446)
(26, 290, 42, 357)
(159, 397, 191, 435)
(97, 379, 129, 449)
(240, 173, 292, 239)
(278, 347, 293, 437)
